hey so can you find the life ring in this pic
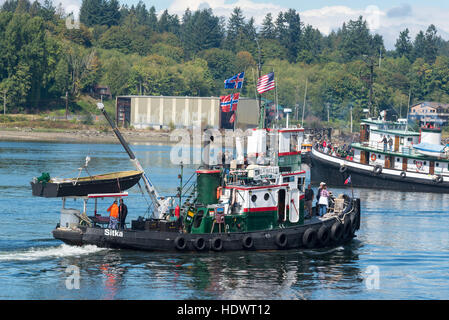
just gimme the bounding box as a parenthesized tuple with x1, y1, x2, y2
(242, 235, 254, 249)
(211, 237, 223, 251)
(433, 175, 443, 184)
(370, 154, 377, 162)
(317, 225, 330, 246)
(330, 221, 343, 242)
(275, 232, 288, 248)
(193, 237, 206, 251)
(174, 236, 187, 250)
(400, 171, 406, 178)
(373, 165, 382, 175)
(216, 186, 222, 200)
(302, 228, 317, 249)
(339, 165, 347, 173)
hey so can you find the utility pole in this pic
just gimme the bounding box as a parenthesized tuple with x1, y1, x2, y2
(379, 47, 382, 68)
(350, 105, 353, 133)
(302, 78, 308, 127)
(362, 55, 376, 118)
(2, 89, 6, 116)
(65, 91, 68, 120)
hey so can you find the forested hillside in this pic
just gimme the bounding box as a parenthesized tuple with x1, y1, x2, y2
(1, 0, 449, 124)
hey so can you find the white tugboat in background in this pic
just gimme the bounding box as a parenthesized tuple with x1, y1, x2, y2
(311, 111, 449, 192)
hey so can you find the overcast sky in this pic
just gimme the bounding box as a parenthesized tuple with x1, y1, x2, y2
(3, 0, 449, 49)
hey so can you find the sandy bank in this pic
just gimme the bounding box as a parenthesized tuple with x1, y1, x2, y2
(0, 128, 176, 144)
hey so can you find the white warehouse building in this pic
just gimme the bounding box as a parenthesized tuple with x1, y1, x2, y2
(115, 95, 259, 130)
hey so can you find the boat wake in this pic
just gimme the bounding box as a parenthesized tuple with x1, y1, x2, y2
(300, 246, 345, 256)
(0, 244, 107, 262)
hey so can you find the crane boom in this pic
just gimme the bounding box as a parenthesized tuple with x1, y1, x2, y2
(97, 103, 171, 219)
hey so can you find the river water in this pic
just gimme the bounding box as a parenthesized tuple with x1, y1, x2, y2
(0, 140, 448, 300)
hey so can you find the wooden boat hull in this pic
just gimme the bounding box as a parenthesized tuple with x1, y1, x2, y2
(52, 199, 361, 252)
(310, 149, 449, 193)
(31, 171, 143, 197)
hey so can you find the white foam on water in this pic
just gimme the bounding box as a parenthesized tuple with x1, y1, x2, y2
(0, 244, 107, 261)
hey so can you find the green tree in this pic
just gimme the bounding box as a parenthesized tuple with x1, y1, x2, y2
(395, 28, 413, 60)
(260, 13, 276, 39)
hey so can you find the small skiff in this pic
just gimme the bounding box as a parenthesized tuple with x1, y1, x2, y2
(30, 170, 143, 197)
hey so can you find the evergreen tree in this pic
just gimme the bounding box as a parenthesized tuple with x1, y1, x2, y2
(395, 29, 413, 60)
(226, 7, 245, 52)
(148, 6, 158, 31)
(413, 30, 426, 62)
(181, 9, 223, 58)
(80, 0, 120, 27)
(338, 16, 375, 62)
(283, 9, 302, 63)
(260, 13, 275, 39)
(423, 24, 439, 64)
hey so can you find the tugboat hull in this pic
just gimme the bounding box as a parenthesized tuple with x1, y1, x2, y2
(310, 149, 449, 193)
(52, 203, 361, 252)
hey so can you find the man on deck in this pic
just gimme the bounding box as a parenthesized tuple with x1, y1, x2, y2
(119, 198, 128, 230)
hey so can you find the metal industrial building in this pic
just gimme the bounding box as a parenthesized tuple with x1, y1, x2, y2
(115, 95, 259, 130)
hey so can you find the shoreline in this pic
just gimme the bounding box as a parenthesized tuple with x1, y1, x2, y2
(0, 128, 176, 144)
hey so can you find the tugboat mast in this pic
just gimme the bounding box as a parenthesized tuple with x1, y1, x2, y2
(255, 37, 264, 129)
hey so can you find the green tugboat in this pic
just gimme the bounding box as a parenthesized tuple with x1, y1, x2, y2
(35, 102, 361, 252)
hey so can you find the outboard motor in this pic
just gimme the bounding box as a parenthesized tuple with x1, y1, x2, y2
(60, 198, 80, 229)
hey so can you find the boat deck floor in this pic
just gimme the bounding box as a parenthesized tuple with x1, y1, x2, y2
(303, 215, 333, 225)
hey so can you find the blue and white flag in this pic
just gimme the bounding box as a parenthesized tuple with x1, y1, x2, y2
(224, 72, 245, 89)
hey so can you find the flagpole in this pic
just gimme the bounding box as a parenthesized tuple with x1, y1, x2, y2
(235, 74, 244, 131)
(302, 78, 308, 127)
(274, 67, 279, 128)
(254, 37, 263, 129)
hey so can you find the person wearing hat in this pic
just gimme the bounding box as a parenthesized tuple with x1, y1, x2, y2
(317, 183, 329, 217)
(107, 199, 119, 229)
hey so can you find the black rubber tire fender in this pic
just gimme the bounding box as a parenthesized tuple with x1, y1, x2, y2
(303, 228, 317, 249)
(242, 235, 254, 249)
(343, 215, 352, 239)
(174, 236, 187, 251)
(350, 214, 358, 234)
(317, 225, 330, 246)
(211, 237, 223, 251)
(434, 175, 443, 183)
(193, 237, 206, 251)
(330, 221, 343, 242)
(400, 171, 406, 178)
(339, 165, 347, 173)
(373, 165, 382, 175)
(275, 232, 288, 248)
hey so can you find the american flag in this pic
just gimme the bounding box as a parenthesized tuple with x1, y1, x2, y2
(257, 72, 275, 94)
(220, 93, 240, 112)
(224, 72, 245, 89)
